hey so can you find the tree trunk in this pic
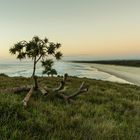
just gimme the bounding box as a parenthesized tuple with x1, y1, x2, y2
(32, 57, 36, 77)
(32, 57, 38, 90)
(33, 76, 38, 90)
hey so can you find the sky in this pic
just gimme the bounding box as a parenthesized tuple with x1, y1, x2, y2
(0, 0, 140, 59)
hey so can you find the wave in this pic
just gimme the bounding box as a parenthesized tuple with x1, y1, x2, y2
(0, 60, 132, 84)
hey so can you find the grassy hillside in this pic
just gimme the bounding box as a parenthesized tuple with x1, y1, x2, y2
(0, 75, 140, 140)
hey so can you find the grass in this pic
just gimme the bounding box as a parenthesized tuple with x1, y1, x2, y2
(0, 75, 140, 140)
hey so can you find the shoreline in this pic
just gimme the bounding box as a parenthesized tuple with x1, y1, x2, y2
(94, 67, 134, 85)
(91, 64, 140, 86)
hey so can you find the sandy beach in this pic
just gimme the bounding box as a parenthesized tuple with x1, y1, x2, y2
(91, 64, 140, 86)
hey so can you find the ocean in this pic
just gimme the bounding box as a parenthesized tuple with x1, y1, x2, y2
(0, 57, 131, 84)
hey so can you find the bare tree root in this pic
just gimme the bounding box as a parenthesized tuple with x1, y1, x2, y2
(58, 82, 89, 103)
(1, 74, 89, 107)
(66, 82, 89, 99)
(0, 86, 31, 94)
(39, 74, 89, 103)
(39, 87, 49, 95)
(54, 73, 68, 92)
(39, 74, 68, 96)
(22, 86, 34, 107)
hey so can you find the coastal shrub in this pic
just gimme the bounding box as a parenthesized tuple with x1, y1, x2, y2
(0, 73, 9, 77)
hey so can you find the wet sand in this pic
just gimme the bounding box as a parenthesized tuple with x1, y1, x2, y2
(91, 64, 140, 86)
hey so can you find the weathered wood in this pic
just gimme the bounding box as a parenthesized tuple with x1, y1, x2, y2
(39, 88, 48, 95)
(22, 86, 34, 107)
(0, 86, 31, 94)
(54, 73, 68, 91)
(58, 82, 89, 103)
(0, 74, 89, 107)
(67, 82, 89, 99)
(54, 81, 65, 91)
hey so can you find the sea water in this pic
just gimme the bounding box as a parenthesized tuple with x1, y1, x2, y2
(0, 57, 131, 84)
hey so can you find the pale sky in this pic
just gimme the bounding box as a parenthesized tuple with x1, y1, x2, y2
(0, 0, 140, 59)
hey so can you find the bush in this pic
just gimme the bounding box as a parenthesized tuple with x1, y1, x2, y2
(0, 73, 9, 77)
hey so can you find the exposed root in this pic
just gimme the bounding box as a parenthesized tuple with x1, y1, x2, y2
(58, 82, 89, 103)
(54, 73, 68, 92)
(22, 86, 34, 107)
(1, 73, 89, 107)
(39, 87, 49, 95)
(0, 86, 31, 94)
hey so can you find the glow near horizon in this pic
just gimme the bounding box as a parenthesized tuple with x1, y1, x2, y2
(0, 0, 140, 59)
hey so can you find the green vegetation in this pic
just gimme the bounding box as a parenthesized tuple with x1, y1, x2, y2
(42, 59, 57, 77)
(0, 73, 9, 77)
(71, 60, 140, 67)
(9, 36, 62, 89)
(0, 75, 140, 140)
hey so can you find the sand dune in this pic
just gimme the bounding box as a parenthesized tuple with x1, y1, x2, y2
(91, 64, 140, 86)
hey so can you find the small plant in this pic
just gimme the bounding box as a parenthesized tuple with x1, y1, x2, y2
(0, 73, 9, 77)
(42, 59, 57, 77)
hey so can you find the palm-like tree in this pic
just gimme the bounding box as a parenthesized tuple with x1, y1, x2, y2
(49, 69, 57, 77)
(9, 36, 62, 89)
(42, 59, 57, 77)
(43, 68, 57, 77)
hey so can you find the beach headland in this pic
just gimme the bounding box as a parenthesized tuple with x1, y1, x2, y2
(71, 60, 140, 86)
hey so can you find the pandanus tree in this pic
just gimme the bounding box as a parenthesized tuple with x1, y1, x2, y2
(8, 36, 89, 107)
(42, 59, 57, 77)
(9, 36, 62, 89)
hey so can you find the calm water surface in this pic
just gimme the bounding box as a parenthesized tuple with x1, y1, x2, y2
(0, 58, 130, 84)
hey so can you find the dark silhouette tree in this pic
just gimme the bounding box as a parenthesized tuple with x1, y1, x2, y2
(9, 36, 62, 89)
(42, 59, 57, 77)
(49, 69, 57, 77)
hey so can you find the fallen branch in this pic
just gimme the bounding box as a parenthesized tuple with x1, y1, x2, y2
(67, 82, 89, 99)
(22, 86, 34, 107)
(0, 86, 31, 94)
(58, 82, 89, 103)
(39, 87, 49, 95)
(54, 73, 68, 92)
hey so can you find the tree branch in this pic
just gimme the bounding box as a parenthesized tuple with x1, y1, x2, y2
(67, 82, 89, 99)
(54, 73, 68, 92)
(36, 54, 43, 63)
(0, 86, 31, 94)
(58, 82, 89, 103)
(39, 86, 49, 95)
(22, 86, 34, 107)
